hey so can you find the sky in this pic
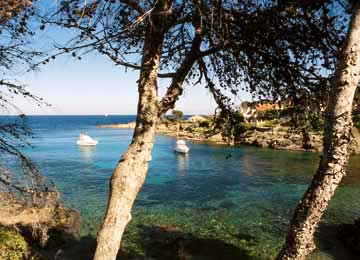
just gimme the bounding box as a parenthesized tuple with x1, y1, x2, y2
(2, 1, 252, 116)
(7, 41, 251, 116)
(10, 53, 225, 115)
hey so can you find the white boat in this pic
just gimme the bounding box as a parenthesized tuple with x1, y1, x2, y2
(174, 139, 189, 154)
(77, 133, 98, 146)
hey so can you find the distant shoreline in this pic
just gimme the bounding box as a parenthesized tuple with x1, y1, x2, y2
(97, 119, 360, 155)
(97, 118, 229, 145)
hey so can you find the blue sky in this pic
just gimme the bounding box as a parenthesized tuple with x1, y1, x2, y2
(12, 52, 224, 115)
(8, 36, 250, 116)
(3, 1, 252, 116)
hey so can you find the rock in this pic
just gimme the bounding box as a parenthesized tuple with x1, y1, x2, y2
(207, 133, 224, 143)
(188, 115, 207, 123)
(97, 122, 136, 129)
(0, 192, 80, 247)
(236, 129, 324, 152)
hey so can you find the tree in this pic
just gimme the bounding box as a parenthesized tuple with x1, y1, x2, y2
(45, 1, 345, 259)
(0, 2, 73, 245)
(0, 0, 47, 200)
(171, 109, 184, 121)
(277, 1, 360, 259)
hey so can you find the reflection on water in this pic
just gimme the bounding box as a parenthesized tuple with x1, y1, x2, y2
(177, 153, 189, 177)
(78, 146, 96, 162)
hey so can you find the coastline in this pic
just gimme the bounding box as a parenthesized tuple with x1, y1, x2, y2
(97, 121, 360, 154)
(97, 121, 229, 145)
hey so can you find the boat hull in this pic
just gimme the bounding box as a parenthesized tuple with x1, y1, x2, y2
(174, 146, 189, 153)
(77, 140, 98, 146)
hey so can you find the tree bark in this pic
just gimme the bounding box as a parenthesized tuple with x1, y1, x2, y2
(93, 2, 170, 259)
(277, 2, 360, 260)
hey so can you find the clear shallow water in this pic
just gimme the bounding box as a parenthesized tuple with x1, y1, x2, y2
(4, 116, 360, 259)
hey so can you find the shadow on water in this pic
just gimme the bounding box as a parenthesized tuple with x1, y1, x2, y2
(36, 222, 359, 260)
(40, 235, 143, 260)
(314, 224, 358, 260)
(40, 227, 257, 260)
(137, 225, 258, 260)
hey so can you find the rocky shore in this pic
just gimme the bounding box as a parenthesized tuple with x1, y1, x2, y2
(97, 118, 360, 154)
(237, 126, 360, 154)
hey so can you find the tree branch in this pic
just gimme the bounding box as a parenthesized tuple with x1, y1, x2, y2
(158, 2, 205, 116)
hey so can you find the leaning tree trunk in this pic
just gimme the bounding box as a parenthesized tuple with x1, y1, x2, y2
(93, 4, 170, 259)
(277, 2, 360, 260)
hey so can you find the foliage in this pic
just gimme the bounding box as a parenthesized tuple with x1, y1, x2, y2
(353, 113, 360, 129)
(161, 117, 176, 124)
(279, 108, 292, 118)
(171, 110, 183, 121)
(0, 0, 57, 219)
(263, 119, 280, 128)
(257, 109, 280, 121)
(309, 113, 325, 132)
(199, 120, 211, 128)
(218, 111, 247, 142)
(0, 227, 29, 260)
(354, 121, 360, 129)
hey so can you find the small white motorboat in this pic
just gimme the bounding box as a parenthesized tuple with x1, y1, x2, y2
(77, 133, 98, 146)
(174, 139, 189, 154)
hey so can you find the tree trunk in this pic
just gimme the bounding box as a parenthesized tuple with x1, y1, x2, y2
(93, 3, 170, 259)
(277, 2, 360, 260)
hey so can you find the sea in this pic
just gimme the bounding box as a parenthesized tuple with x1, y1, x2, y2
(3, 115, 360, 259)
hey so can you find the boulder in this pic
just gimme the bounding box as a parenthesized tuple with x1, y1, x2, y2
(188, 115, 207, 123)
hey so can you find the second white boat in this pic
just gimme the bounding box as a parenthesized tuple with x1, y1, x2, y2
(77, 133, 98, 146)
(174, 139, 189, 154)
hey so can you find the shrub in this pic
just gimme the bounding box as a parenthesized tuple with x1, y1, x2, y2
(308, 113, 324, 132)
(353, 114, 360, 123)
(171, 110, 184, 120)
(263, 119, 279, 128)
(241, 122, 256, 131)
(258, 109, 280, 121)
(199, 120, 211, 128)
(279, 108, 292, 118)
(0, 227, 29, 260)
(354, 121, 360, 129)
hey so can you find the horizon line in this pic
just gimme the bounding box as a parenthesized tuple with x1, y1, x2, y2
(0, 113, 208, 116)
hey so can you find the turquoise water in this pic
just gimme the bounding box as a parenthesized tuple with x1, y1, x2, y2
(5, 116, 360, 259)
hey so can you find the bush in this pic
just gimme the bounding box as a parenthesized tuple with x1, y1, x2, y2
(263, 119, 279, 128)
(171, 110, 184, 120)
(353, 114, 360, 123)
(354, 121, 360, 129)
(216, 111, 246, 141)
(279, 108, 292, 118)
(0, 227, 29, 260)
(199, 120, 211, 128)
(241, 122, 256, 132)
(309, 113, 324, 132)
(258, 109, 280, 121)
